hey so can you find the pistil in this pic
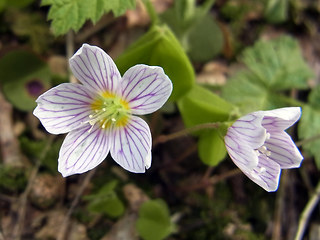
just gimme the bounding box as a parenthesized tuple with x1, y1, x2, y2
(84, 93, 130, 132)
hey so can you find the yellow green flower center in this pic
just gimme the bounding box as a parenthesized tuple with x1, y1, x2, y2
(86, 91, 130, 132)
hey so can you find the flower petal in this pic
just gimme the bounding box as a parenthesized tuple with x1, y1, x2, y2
(262, 107, 301, 130)
(110, 116, 152, 173)
(120, 64, 172, 115)
(225, 128, 259, 170)
(245, 155, 281, 192)
(58, 125, 111, 177)
(265, 131, 303, 168)
(33, 83, 94, 134)
(69, 44, 121, 94)
(228, 112, 266, 149)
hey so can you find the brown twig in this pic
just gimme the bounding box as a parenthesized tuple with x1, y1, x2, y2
(0, 90, 22, 167)
(180, 168, 241, 192)
(12, 135, 55, 240)
(66, 30, 78, 84)
(57, 169, 97, 240)
(209, 168, 241, 185)
(75, 14, 115, 43)
(295, 133, 320, 147)
(153, 122, 221, 146)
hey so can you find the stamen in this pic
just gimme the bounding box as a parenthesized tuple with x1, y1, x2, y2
(259, 167, 266, 173)
(266, 132, 271, 140)
(256, 145, 271, 157)
(88, 124, 94, 133)
(258, 146, 267, 154)
(84, 93, 130, 130)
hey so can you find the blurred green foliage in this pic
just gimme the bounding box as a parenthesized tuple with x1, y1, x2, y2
(0, 164, 27, 192)
(0, 50, 51, 111)
(83, 180, 125, 218)
(0, 0, 34, 12)
(265, 0, 289, 23)
(178, 84, 235, 166)
(116, 25, 195, 101)
(4, 9, 52, 53)
(222, 36, 313, 114)
(198, 130, 227, 166)
(0, 0, 318, 239)
(20, 137, 61, 174)
(136, 199, 175, 240)
(299, 86, 320, 168)
(41, 0, 135, 35)
(161, 0, 223, 62)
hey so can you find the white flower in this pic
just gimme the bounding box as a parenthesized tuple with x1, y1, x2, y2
(224, 107, 303, 192)
(33, 44, 172, 177)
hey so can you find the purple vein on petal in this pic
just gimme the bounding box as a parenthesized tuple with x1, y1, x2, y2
(128, 120, 150, 148)
(123, 73, 158, 100)
(78, 129, 108, 172)
(121, 67, 147, 96)
(131, 81, 169, 102)
(64, 127, 100, 170)
(85, 48, 105, 91)
(72, 60, 98, 91)
(128, 74, 158, 101)
(114, 127, 131, 170)
(127, 124, 149, 153)
(79, 53, 104, 91)
(124, 128, 141, 170)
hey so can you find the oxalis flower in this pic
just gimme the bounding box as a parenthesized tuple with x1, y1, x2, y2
(224, 107, 303, 192)
(33, 44, 172, 177)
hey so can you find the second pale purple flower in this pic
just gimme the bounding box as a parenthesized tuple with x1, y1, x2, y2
(34, 44, 172, 177)
(224, 107, 303, 192)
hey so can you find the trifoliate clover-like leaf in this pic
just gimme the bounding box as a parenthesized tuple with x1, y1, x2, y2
(241, 35, 312, 90)
(222, 35, 313, 114)
(299, 86, 320, 169)
(42, 0, 135, 35)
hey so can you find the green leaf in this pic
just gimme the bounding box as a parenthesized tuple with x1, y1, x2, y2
(222, 71, 289, 114)
(116, 25, 195, 101)
(136, 199, 175, 240)
(298, 86, 320, 169)
(84, 180, 124, 217)
(20, 137, 62, 174)
(222, 36, 313, 114)
(161, 3, 223, 62)
(0, 164, 27, 192)
(0, 50, 51, 111)
(265, 0, 289, 23)
(178, 84, 235, 128)
(175, 0, 196, 24)
(241, 36, 312, 90)
(42, 0, 135, 35)
(198, 130, 227, 166)
(0, 0, 35, 10)
(187, 13, 223, 62)
(6, 9, 52, 53)
(178, 85, 234, 167)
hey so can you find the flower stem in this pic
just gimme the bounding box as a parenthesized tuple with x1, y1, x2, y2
(154, 122, 221, 145)
(295, 133, 320, 147)
(294, 180, 320, 240)
(66, 30, 77, 83)
(142, 0, 160, 26)
(201, 0, 216, 14)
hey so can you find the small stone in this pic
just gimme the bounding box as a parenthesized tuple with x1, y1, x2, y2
(29, 174, 65, 209)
